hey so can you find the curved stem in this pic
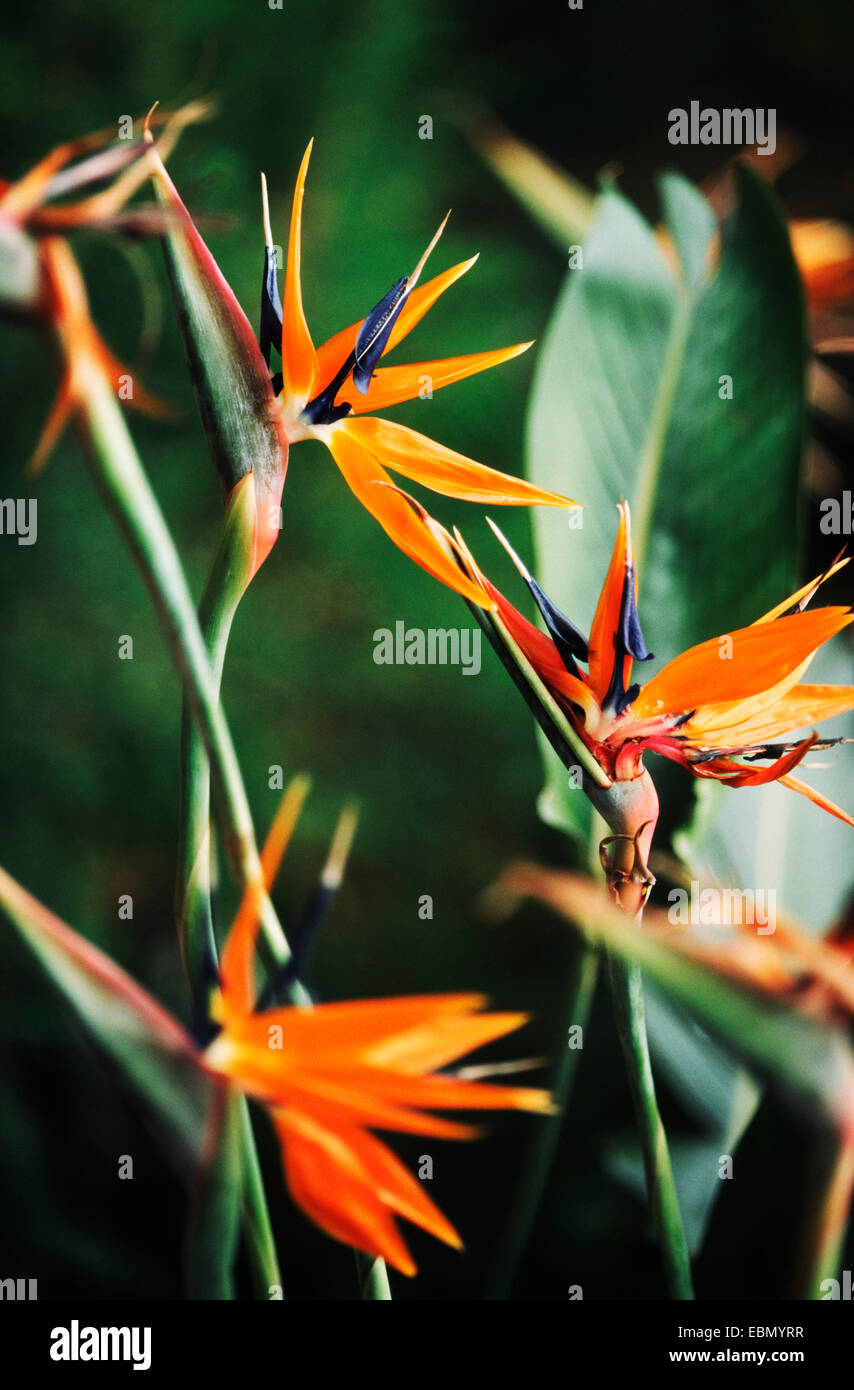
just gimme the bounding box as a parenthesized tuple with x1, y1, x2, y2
(81, 376, 295, 1294)
(82, 374, 291, 969)
(589, 805, 693, 1299)
(606, 951, 694, 1299)
(239, 1099, 283, 1296)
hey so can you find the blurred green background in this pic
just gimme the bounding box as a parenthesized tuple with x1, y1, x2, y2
(2, 0, 854, 1300)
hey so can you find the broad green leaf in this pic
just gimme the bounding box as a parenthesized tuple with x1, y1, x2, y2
(527, 168, 805, 842)
(0, 865, 216, 1172)
(641, 983, 761, 1255)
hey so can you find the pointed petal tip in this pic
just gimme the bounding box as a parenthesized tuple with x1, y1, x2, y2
(322, 799, 360, 891)
(260, 171, 274, 248)
(409, 209, 452, 289)
(142, 103, 159, 144)
(485, 514, 531, 580)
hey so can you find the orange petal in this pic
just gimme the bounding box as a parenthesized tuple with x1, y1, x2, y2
(680, 653, 815, 739)
(281, 142, 318, 407)
(340, 416, 574, 507)
(483, 579, 598, 719)
(682, 682, 854, 748)
(274, 1111, 461, 1275)
(28, 377, 75, 474)
(697, 736, 816, 788)
(317, 1063, 551, 1116)
(212, 1053, 482, 1138)
(326, 423, 497, 605)
(347, 343, 533, 414)
(778, 774, 854, 829)
(218, 776, 310, 1016)
(32, 238, 171, 473)
(587, 502, 631, 701)
(387, 256, 478, 352)
(633, 609, 854, 721)
(340, 1123, 462, 1249)
(314, 257, 478, 388)
(96, 342, 174, 420)
(224, 992, 490, 1054)
(753, 557, 849, 625)
(366, 1009, 532, 1075)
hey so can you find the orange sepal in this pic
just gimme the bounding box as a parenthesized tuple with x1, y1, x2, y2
(273, 1111, 460, 1275)
(693, 736, 816, 789)
(682, 682, 854, 749)
(778, 774, 854, 829)
(753, 557, 849, 625)
(347, 342, 533, 414)
(482, 579, 598, 720)
(632, 608, 854, 722)
(326, 424, 497, 605)
(313, 257, 479, 388)
(587, 503, 631, 702)
(217, 777, 310, 1018)
(280, 141, 318, 408)
(339, 416, 574, 507)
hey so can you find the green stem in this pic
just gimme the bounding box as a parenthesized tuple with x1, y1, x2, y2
(355, 1252, 392, 1300)
(81, 377, 297, 1294)
(607, 951, 694, 1299)
(239, 1099, 283, 1297)
(587, 807, 692, 1300)
(185, 1087, 243, 1300)
(82, 376, 292, 968)
(175, 495, 256, 1011)
(175, 497, 313, 1296)
(486, 946, 599, 1299)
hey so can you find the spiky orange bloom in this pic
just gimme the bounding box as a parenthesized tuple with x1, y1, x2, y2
(202, 795, 551, 1274)
(260, 143, 575, 603)
(443, 501, 854, 828)
(26, 237, 171, 471)
(0, 111, 206, 467)
(0, 791, 551, 1279)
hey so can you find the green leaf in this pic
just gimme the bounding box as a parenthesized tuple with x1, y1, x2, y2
(0, 864, 216, 1172)
(527, 168, 806, 842)
(185, 1087, 244, 1300)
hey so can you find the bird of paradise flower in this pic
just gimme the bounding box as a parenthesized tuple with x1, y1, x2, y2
(257, 142, 575, 601)
(401, 495, 854, 907)
(0, 780, 552, 1278)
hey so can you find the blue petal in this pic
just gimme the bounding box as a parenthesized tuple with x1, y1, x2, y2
(353, 276, 409, 393)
